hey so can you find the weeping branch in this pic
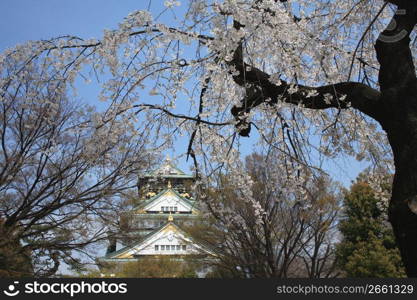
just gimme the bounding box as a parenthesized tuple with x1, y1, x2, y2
(227, 27, 382, 136)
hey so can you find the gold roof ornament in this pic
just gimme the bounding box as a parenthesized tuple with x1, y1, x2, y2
(146, 191, 156, 198)
(168, 213, 174, 222)
(167, 180, 172, 188)
(181, 192, 190, 198)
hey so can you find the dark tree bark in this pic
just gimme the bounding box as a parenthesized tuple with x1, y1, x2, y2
(229, 1, 417, 276)
(374, 1, 417, 278)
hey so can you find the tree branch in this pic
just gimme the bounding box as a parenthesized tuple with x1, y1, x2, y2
(228, 49, 381, 136)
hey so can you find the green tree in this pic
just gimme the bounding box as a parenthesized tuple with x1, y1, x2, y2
(84, 256, 200, 278)
(336, 178, 405, 277)
(118, 257, 199, 278)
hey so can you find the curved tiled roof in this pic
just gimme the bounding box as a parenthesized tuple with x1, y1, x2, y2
(132, 188, 198, 212)
(142, 158, 195, 179)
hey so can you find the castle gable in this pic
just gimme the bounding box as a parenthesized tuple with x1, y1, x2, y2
(136, 189, 198, 214)
(107, 222, 208, 259)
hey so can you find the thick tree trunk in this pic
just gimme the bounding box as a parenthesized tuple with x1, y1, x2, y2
(380, 80, 417, 277)
(390, 186, 417, 277)
(374, 0, 417, 277)
(384, 87, 417, 277)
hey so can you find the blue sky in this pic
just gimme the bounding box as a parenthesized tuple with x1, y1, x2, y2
(0, 0, 369, 186)
(0, 0, 152, 49)
(0, 0, 195, 167)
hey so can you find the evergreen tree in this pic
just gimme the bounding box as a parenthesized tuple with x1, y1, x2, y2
(336, 177, 405, 277)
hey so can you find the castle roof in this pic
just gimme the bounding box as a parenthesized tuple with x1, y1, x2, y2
(142, 157, 194, 179)
(132, 188, 199, 214)
(101, 221, 213, 260)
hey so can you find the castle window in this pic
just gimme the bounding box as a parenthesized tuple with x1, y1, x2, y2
(155, 245, 159, 251)
(171, 245, 175, 251)
(161, 245, 165, 250)
(182, 245, 186, 251)
(176, 245, 180, 250)
(174, 207, 178, 212)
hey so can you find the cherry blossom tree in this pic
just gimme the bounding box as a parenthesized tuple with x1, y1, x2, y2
(194, 153, 340, 278)
(1, 0, 417, 276)
(225, 0, 417, 277)
(0, 51, 157, 275)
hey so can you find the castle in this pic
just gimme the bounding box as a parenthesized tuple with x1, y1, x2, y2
(97, 157, 212, 275)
